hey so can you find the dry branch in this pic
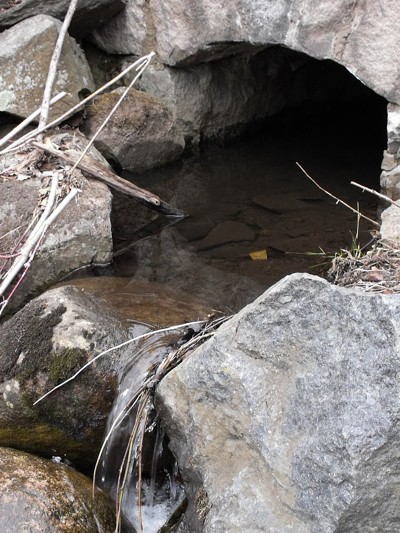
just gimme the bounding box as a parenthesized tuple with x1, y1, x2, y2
(39, 0, 78, 129)
(0, 92, 67, 149)
(33, 141, 185, 217)
(0, 186, 80, 312)
(296, 162, 379, 227)
(350, 181, 400, 209)
(71, 51, 154, 173)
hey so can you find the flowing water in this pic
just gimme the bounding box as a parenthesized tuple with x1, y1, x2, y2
(95, 322, 186, 533)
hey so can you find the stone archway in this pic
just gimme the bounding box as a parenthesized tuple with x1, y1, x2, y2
(92, 0, 400, 197)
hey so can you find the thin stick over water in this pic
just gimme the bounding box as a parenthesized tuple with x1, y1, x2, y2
(296, 162, 379, 227)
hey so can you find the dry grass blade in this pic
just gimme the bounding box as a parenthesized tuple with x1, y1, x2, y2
(328, 240, 400, 294)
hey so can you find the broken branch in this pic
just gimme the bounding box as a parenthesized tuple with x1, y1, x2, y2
(33, 141, 185, 217)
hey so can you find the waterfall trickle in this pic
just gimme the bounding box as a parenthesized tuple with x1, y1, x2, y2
(96, 323, 187, 532)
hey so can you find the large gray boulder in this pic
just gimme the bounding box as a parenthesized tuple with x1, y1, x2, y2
(0, 15, 94, 121)
(0, 0, 124, 37)
(156, 273, 400, 532)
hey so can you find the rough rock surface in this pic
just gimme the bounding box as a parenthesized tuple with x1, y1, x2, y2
(0, 15, 94, 120)
(0, 0, 124, 37)
(136, 45, 376, 143)
(91, 0, 150, 55)
(156, 273, 400, 532)
(380, 202, 400, 249)
(0, 285, 129, 471)
(0, 133, 113, 311)
(136, 49, 290, 143)
(0, 446, 115, 532)
(148, 0, 400, 103)
(81, 87, 185, 172)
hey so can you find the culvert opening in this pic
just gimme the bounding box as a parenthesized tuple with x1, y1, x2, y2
(111, 47, 388, 313)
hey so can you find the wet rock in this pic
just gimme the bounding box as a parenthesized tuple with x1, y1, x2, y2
(0, 0, 124, 38)
(81, 87, 185, 172)
(196, 221, 255, 251)
(0, 15, 94, 121)
(59, 277, 212, 327)
(157, 273, 400, 532)
(0, 132, 113, 312)
(0, 446, 115, 532)
(0, 285, 129, 471)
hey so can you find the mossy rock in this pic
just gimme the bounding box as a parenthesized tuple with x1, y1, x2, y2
(0, 285, 129, 471)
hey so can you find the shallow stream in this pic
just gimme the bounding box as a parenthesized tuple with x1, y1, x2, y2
(65, 102, 386, 532)
(109, 102, 385, 315)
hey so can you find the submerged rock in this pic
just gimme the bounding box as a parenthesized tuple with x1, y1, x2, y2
(156, 273, 400, 532)
(80, 87, 185, 172)
(0, 15, 94, 120)
(196, 221, 255, 251)
(0, 446, 115, 532)
(0, 285, 129, 471)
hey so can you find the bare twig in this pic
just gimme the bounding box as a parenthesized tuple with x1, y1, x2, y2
(33, 140, 184, 217)
(1, 53, 156, 155)
(38, 0, 79, 129)
(33, 320, 207, 406)
(0, 186, 80, 314)
(0, 171, 60, 298)
(296, 162, 379, 227)
(351, 181, 400, 209)
(0, 92, 66, 148)
(70, 52, 155, 173)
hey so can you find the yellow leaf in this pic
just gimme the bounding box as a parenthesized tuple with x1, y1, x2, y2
(250, 249, 268, 260)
